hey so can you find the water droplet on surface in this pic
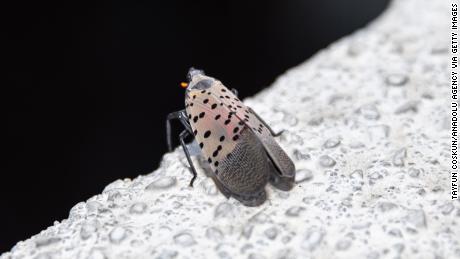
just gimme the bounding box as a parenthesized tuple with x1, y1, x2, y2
(35, 237, 61, 247)
(286, 206, 306, 217)
(408, 168, 421, 178)
(282, 112, 298, 126)
(392, 148, 407, 167)
(130, 239, 143, 247)
(214, 202, 234, 219)
(347, 40, 366, 56)
(109, 226, 127, 244)
(206, 227, 224, 241)
(241, 224, 254, 239)
(378, 202, 398, 213)
(388, 228, 403, 237)
(393, 243, 405, 254)
(366, 251, 380, 259)
(368, 125, 390, 140)
(385, 74, 409, 87)
(352, 221, 371, 230)
(34, 253, 53, 259)
(405, 209, 427, 228)
(323, 137, 341, 148)
(173, 233, 196, 247)
(295, 169, 313, 183)
(350, 169, 363, 179)
(86, 249, 107, 259)
(200, 179, 218, 196)
(301, 229, 324, 251)
(248, 253, 267, 259)
(308, 117, 324, 126)
(251, 212, 269, 223)
(275, 248, 297, 259)
(264, 227, 279, 240)
(359, 104, 380, 120)
(440, 202, 454, 215)
(103, 179, 126, 192)
(69, 202, 86, 219)
(394, 101, 418, 114)
(129, 202, 147, 214)
(293, 149, 310, 161)
(281, 235, 292, 244)
(146, 176, 177, 190)
(86, 201, 102, 214)
(335, 239, 351, 251)
(80, 220, 99, 240)
(155, 249, 178, 259)
(319, 155, 336, 168)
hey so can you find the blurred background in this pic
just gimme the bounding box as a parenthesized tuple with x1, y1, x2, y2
(3, 0, 389, 252)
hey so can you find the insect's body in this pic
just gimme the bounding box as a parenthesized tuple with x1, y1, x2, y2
(167, 68, 295, 206)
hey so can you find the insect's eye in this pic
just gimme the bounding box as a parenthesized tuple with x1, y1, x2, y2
(191, 79, 213, 90)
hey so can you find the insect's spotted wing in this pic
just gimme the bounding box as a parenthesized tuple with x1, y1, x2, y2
(212, 81, 296, 190)
(185, 76, 270, 200)
(185, 88, 240, 175)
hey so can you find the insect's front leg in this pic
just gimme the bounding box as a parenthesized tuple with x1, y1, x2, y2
(166, 109, 192, 151)
(248, 107, 284, 137)
(179, 130, 198, 187)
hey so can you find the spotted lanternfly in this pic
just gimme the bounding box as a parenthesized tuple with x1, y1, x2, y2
(166, 68, 296, 206)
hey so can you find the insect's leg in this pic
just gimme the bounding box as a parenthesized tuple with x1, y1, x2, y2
(166, 110, 192, 151)
(231, 88, 238, 97)
(179, 130, 198, 187)
(177, 110, 193, 133)
(166, 110, 182, 151)
(248, 107, 284, 137)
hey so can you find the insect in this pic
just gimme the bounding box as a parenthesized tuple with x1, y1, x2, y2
(166, 68, 296, 206)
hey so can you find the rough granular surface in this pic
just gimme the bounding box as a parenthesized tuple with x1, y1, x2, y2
(2, 0, 458, 258)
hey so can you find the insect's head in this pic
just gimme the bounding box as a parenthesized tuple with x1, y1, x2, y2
(181, 67, 214, 91)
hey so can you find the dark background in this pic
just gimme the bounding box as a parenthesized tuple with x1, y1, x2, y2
(3, 0, 389, 252)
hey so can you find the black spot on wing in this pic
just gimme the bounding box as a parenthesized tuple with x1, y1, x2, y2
(204, 130, 211, 138)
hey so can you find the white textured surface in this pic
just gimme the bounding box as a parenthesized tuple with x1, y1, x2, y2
(3, 0, 458, 258)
